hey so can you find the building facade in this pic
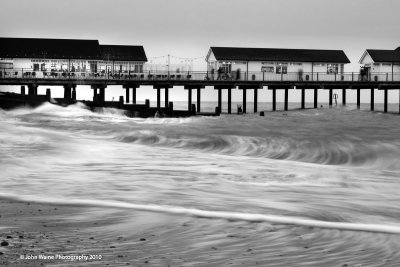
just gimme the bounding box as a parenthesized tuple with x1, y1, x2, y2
(0, 38, 147, 78)
(205, 47, 350, 81)
(359, 47, 400, 81)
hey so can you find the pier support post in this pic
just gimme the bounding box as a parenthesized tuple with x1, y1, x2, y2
(125, 88, 130, 104)
(284, 88, 288, 111)
(156, 88, 161, 109)
(132, 87, 136, 104)
(301, 89, 305, 109)
(218, 88, 222, 112)
(72, 85, 76, 101)
(329, 89, 333, 107)
(342, 89, 346, 105)
(370, 88, 374, 111)
(242, 89, 247, 113)
(357, 89, 361, 109)
(227, 88, 232, 114)
(165, 88, 169, 108)
(99, 87, 105, 103)
(272, 88, 276, 111)
(384, 89, 388, 113)
(191, 104, 196, 115)
(46, 88, 51, 101)
(197, 88, 201, 112)
(20, 86, 25, 96)
(92, 88, 97, 102)
(145, 99, 150, 108)
(314, 88, 318, 108)
(188, 88, 192, 111)
(91, 85, 106, 103)
(63, 85, 72, 101)
(28, 84, 38, 96)
(254, 88, 258, 113)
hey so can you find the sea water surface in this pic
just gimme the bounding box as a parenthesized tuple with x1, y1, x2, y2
(1, 102, 400, 266)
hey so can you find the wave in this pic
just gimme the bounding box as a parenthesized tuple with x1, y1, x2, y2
(1, 193, 399, 235)
(116, 130, 400, 167)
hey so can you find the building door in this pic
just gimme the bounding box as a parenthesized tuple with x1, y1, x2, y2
(33, 64, 39, 71)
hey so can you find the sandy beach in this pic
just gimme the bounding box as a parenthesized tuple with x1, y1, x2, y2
(1, 198, 398, 267)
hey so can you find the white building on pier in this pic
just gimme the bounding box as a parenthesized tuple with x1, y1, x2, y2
(205, 47, 350, 81)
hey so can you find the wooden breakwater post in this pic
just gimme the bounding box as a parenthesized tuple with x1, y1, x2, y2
(145, 99, 150, 108)
(20, 85, 25, 96)
(119, 96, 124, 107)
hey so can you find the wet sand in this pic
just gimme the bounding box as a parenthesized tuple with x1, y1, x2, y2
(0, 199, 398, 266)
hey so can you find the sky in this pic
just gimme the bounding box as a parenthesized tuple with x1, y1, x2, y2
(1, 0, 400, 103)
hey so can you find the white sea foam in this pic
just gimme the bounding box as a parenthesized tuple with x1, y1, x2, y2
(1, 193, 400, 235)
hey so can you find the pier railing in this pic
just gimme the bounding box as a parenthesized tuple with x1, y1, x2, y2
(1, 69, 400, 83)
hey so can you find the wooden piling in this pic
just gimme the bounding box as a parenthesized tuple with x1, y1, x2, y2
(272, 88, 276, 111)
(370, 88, 374, 111)
(342, 89, 346, 105)
(63, 85, 71, 100)
(46, 88, 51, 101)
(227, 88, 232, 114)
(145, 99, 150, 108)
(242, 89, 247, 113)
(72, 86, 76, 101)
(20, 86, 25, 96)
(99, 87, 105, 103)
(284, 88, 288, 111)
(191, 104, 196, 114)
(384, 89, 388, 113)
(196, 88, 201, 112)
(254, 88, 258, 113)
(329, 89, 333, 107)
(168, 102, 173, 111)
(125, 88, 130, 104)
(119, 96, 124, 105)
(132, 87, 136, 104)
(357, 89, 361, 109)
(218, 88, 222, 112)
(313, 88, 318, 108)
(188, 88, 192, 111)
(165, 88, 169, 108)
(156, 88, 160, 109)
(301, 89, 305, 109)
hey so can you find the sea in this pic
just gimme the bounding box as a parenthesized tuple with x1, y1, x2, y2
(1, 101, 400, 266)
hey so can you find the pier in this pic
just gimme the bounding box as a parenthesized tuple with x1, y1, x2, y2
(1, 70, 400, 115)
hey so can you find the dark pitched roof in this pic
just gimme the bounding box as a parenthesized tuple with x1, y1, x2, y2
(366, 49, 400, 62)
(0, 37, 100, 59)
(396, 47, 400, 51)
(100, 45, 147, 61)
(210, 47, 350, 63)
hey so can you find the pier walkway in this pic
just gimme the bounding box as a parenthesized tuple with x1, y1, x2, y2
(1, 69, 400, 114)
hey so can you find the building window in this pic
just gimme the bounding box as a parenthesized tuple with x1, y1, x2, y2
(290, 63, 302, 66)
(373, 63, 380, 66)
(221, 63, 231, 73)
(276, 64, 287, 74)
(313, 63, 326, 67)
(261, 66, 274, 72)
(327, 64, 338, 74)
(0, 62, 13, 69)
(382, 63, 391, 66)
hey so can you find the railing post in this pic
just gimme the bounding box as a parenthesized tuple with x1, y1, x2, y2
(352, 72, 354, 81)
(317, 72, 319, 82)
(281, 71, 283, 81)
(386, 73, 388, 82)
(263, 71, 265, 81)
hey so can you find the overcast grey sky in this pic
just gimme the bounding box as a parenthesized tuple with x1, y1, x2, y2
(1, 0, 399, 102)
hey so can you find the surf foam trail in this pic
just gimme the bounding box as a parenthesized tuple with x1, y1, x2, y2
(2, 193, 400, 235)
